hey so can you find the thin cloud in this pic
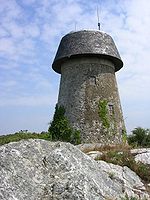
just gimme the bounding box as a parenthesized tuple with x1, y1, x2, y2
(0, 0, 150, 134)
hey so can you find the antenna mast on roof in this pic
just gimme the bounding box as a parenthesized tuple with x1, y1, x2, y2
(97, 5, 100, 30)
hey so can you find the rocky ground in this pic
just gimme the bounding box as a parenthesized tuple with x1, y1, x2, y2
(0, 139, 150, 200)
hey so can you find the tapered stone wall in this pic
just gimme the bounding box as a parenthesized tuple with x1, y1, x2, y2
(52, 30, 126, 144)
(58, 57, 125, 143)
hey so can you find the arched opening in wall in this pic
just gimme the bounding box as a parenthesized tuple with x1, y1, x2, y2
(89, 76, 97, 85)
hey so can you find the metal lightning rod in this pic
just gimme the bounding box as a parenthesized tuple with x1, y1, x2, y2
(97, 5, 100, 30)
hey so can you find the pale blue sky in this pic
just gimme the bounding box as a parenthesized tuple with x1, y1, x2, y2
(0, 0, 150, 135)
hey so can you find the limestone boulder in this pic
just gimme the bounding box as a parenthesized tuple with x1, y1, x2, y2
(131, 148, 150, 165)
(0, 139, 149, 200)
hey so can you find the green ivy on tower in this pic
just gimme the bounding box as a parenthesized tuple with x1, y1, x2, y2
(48, 104, 81, 145)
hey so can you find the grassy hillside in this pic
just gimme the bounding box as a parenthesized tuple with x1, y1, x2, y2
(0, 130, 50, 146)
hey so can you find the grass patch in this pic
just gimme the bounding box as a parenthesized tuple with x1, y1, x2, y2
(79, 143, 131, 154)
(121, 194, 147, 200)
(0, 131, 50, 146)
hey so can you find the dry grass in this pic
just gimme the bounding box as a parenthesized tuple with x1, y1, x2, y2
(77, 143, 131, 153)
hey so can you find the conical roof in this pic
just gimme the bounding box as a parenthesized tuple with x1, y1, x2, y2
(52, 30, 123, 74)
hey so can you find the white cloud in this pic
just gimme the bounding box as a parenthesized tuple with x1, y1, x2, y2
(0, 0, 22, 20)
(0, 0, 150, 134)
(21, 0, 37, 6)
(25, 24, 40, 38)
(0, 38, 15, 55)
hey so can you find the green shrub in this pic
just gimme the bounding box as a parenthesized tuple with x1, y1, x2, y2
(121, 194, 147, 200)
(0, 131, 50, 146)
(128, 127, 150, 147)
(48, 104, 81, 145)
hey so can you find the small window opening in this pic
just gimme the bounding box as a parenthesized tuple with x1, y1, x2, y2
(108, 103, 114, 115)
(90, 76, 96, 85)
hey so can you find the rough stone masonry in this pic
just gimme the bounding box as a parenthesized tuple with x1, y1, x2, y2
(52, 30, 126, 144)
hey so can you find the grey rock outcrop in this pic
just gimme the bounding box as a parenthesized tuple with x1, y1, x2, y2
(97, 161, 148, 198)
(131, 148, 150, 165)
(77, 143, 105, 153)
(0, 139, 149, 200)
(87, 151, 103, 160)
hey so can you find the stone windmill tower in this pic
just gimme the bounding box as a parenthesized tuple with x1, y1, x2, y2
(52, 30, 126, 144)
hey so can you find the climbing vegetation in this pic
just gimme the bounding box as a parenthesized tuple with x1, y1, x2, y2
(48, 104, 81, 145)
(98, 100, 110, 129)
